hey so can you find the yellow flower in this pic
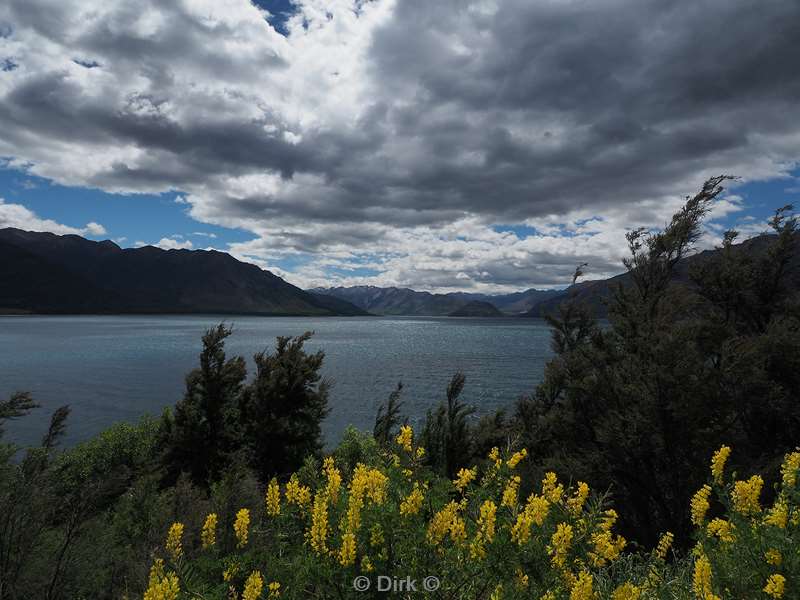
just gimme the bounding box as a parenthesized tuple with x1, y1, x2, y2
(612, 582, 641, 600)
(514, 568, 529, 590)
(399, 483, 425, 516)
(511, 493, 549, 545)
(222, 560, 239, 582)
(234, 508, 250, 548)
(706, 518, 735, 543)
(470, 500, 498, 559)
(144, 565, 181, 600)
(693, 554, 721, 600)
(588, 526, 626, 567)
(542, 472, 564, 503)
(732, 475, 763, 516)
(242, 571, 263, 600)
(765, 549, 782, 566)
(285, 474, 311, 509)
(427, 501, 464, 546)
(765, 498, 789, 529)
(201, 513, 217, 549)
(323, 457, 342, 504)
(569, 571, 594, 600)
(507, 448, 528, 469)
(453, 467, 477, 492)
(781, 451, 800, 490)
(396, 425, 413, 452)
(361, 555, 374, 572)
(502, 475, 521, 508)
(339, 532, 357, 566)
(764, 574, 786, 599)
(690, 485, 712, 526)
(654, 532, 674, 560)
(268, 581, 281, 598)
(309, 490, 329, 554)
(369, 524, 384, 547)
(547, 522, 573, 569)
(567, 482, 589, 515)
(265, 478, 281, 516)
(165, 522, 184, 562)
(710, 445, 731, 485)
(415, 446, 426, 459)
(488, 446, 502, 468)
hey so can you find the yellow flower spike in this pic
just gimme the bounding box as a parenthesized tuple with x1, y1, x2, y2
(360, 555, 374, 572)
(654, 532, 674, 560)
(488, 446, 502, 468)
(399, 483, 425, 516)
(323, 457, 342, 504)
(266, 478, 281, 516)
(690, 485, 712, 526)
(514, 567, 529, 590)
(165, 522, 184, 562)
(427, 501, 462, 546)
(765, 549, 782, 566)
(693, 554, 721, 600)
(781, 451, 800, 490)
(201, 513, 218, 549)
(502, 475, 521, 507)
(268, 581, 281, 598)
(285, 474, 311, 509)
(612, 582, 641, 600)
(369, 524, 384, 547)
(764, 574, 786, 599)
(396, 425, 413, 452)
(731, 475, 763, 516)
(541, 472, 564, 503)
(765, 498, 788, 529)
(309, 490, 329, 554)
(453, 467, 477, 492)
(569, 571, 594, 600)
(547, 522, 573, 569)
(710, 445, 731, 485)
(234, 508, 250, 548)
(242, 571, 263, 600)
(706, 518, 735, 543)
(338, 532, 357, 566)
(507, 448, 528, 469)
(143, 570, 180, 600)
(567, 482, 589, 515)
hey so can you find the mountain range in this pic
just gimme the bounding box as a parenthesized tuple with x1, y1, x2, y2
(309, 286, 561, 316)
(0, 228, 366, 316)
(3, 228, 795, 318)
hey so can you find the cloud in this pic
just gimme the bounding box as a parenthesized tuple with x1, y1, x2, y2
(0, 197, 107, 236)
(0, 0, 798, 289)
(153, 236, 193, 250)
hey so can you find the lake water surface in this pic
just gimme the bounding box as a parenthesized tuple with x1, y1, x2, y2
(0, 315, 554, 448)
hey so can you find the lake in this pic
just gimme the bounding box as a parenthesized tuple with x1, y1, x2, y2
(0, 315, 555, 448)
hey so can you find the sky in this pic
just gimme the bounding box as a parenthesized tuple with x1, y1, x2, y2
(0, 0, 798, 293)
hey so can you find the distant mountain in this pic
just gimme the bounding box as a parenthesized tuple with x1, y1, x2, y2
(311, 285, 560, 316)
(0, 228, 367, 316)
(526, 233, 800, 318)
(449, 300, 503, 317)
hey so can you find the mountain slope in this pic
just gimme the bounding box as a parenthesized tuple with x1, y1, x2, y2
(449, 300, 504, 317)
(527, 233, 800, 317)
(0, 228, 366, 316)
(313, 285, 560, 316)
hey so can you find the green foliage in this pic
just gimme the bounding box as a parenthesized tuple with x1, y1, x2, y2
(372, 382, 404, 447)
(421, 372, 475, 478)
(514, 177, 800, 547)
(239, 331, 331, 480)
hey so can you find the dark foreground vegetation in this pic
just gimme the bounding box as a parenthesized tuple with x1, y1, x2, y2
(1, 178, 798, 599)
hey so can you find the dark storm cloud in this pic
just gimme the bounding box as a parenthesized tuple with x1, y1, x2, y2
(0, 0, 799, 289)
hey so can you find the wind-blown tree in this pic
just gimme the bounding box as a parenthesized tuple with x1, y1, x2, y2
(515, 176, 800, 547)
(373, 382, 405, 447)
(239, 332, 330, 480)
(421, 372, 475, 478)
(161, 324, 248, 486)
